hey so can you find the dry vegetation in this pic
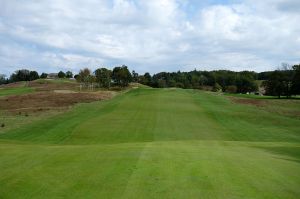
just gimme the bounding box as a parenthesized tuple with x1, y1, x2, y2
(0, 79, 116, 115)
(0, 91, 114, 114)
(229, 95, 300, 118)
(27, 80, 78, 91)
(229, 97, 266, 107)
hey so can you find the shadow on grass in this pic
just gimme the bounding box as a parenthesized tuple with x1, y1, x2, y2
(225, 93, 300, 100)
(262, 97, 300, 101)
(257, 146, 300, 164)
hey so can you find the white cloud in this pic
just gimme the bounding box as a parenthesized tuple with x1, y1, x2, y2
(199, 5, 243, 41)
(0, 0, 299, 75)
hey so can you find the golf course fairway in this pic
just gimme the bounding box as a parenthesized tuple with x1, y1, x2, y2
(0, 88, 299, 198)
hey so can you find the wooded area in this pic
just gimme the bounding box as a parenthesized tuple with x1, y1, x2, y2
(1, 64, 300, 98)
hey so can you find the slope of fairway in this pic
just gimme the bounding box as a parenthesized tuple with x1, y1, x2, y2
(1, 88, 299, 144)
(0, 88, 299, 198)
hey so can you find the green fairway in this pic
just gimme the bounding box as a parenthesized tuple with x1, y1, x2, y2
(0, 88, 299, 198)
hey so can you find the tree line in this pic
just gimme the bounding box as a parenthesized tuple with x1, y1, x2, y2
(74, 65, 132, 88)
(137, 64, 300, 98)
(0, 69, 40, 84)
(0, 69, 74, 84)
(0, 65, 132, 88)
(1, 64, 299, 98)
(139, 70, 258, 94)
(262, 64, 300, 98)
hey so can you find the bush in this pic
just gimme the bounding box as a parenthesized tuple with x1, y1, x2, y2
(1, 123, 4, 128)
(212, 83, 222, 92)
(200, 86, 213, 91)
(226, 85, 238, 93)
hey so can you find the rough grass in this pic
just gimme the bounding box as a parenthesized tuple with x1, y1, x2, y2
(0, 91, 114, 114)
(35, 78, 77, 84)
(0, 88, 299, 198)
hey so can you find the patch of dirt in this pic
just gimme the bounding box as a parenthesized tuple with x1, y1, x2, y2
(0, 91, 114, 114)
(28, 81, 78, 91)
(53, 90, 77, 94)
(0, 81, 78, 91)
(229, 97, 266, 107)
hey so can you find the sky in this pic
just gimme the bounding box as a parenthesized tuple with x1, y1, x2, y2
(0, 0, 300, 75)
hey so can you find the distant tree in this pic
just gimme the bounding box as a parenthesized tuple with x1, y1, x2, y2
(10, 69, 30, 82)
(280, 62, 291, 71)
(236, 73, 258, 93)
(87, 74, 96, 84)
(152, 72, 170, 88)
(190, 74, 200, 88)
(29, 71, 39, 81)
(199, 75, 208, 86)
(40, 73, 48, 79)
(292, 64, 300, 95)
(77, 68, 92, 86)
(168, 79, 176, 87)
(112, 65, 132, 87)
(143, 72, 152, 85)
(226, 85, 238, 93)
(157, 79, 167, 88)
(58, 71, 66, 78)
(9, 74, 16, 82)
(258, 71, 273, 80)
(263, 70, 292, 98)
(0, 74, 6, 85)
(65, 71, 73, 78)
(212, 83, 222, 92)
(138, 72, 152, 86)
(132, 70, 139, 82)
(95, 68, 112, 88)
(263, 71, 282, 98)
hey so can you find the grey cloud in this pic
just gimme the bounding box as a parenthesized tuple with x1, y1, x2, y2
(276, 0, 300, 13)
(0, 0, 299, 75)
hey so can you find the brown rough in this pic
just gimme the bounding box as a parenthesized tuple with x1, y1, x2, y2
(229, 97, 266, 107)
(27, 81, 78, 91)
(0, 91, 114, 113)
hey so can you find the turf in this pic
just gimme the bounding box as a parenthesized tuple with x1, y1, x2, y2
(0, 86, 34, 97)
(0, 88, 299, 198)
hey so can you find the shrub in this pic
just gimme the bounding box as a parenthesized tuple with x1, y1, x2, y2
(226, 85, 238, 93)
(212, 83, 222, 92)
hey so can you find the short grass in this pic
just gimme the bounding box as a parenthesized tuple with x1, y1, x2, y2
(0, 88, 299, 198)
(0, 86, 34, 97)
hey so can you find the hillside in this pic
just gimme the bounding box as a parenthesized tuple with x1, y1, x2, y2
(0, 88, 299, 198)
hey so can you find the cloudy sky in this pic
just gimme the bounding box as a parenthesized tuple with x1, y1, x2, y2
(0, 0, 300, 75)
